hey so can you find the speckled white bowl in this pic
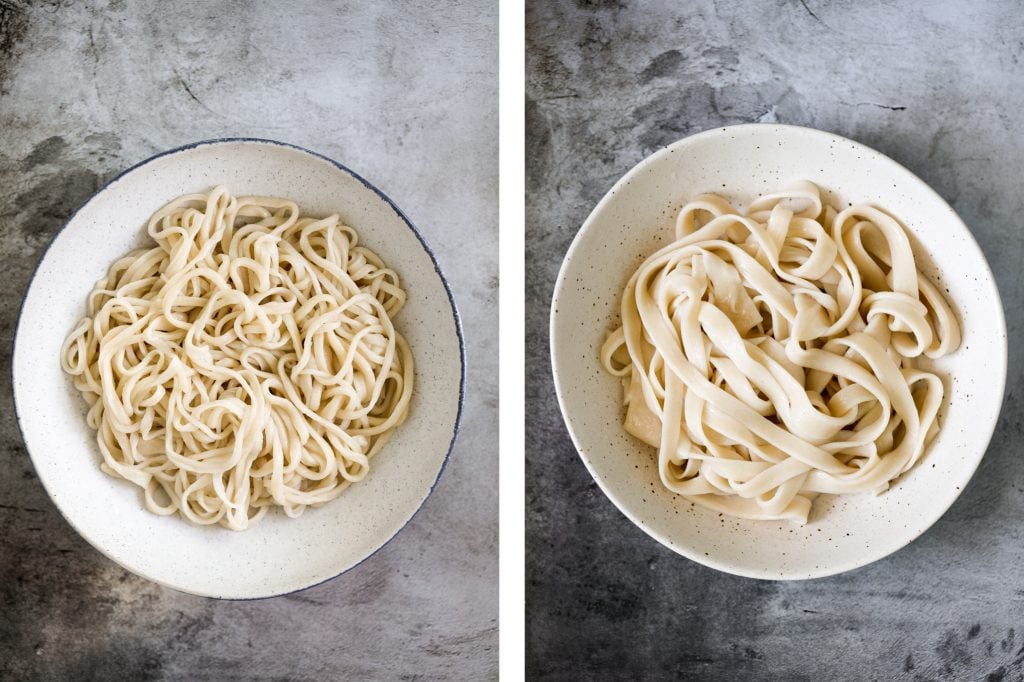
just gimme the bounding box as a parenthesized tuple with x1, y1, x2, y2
(551, 124, 1006, 579)
(14, 139, 464, 598)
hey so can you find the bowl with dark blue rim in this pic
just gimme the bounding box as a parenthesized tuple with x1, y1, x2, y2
(13, 138, 465, 598)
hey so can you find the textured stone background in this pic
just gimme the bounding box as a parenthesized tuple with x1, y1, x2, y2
(0, 1, 496, 680)
(527, 1, 1024, 679)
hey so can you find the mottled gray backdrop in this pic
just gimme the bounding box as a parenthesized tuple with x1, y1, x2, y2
(527, 1, 1024, 679)
(0, 1, 496, 680)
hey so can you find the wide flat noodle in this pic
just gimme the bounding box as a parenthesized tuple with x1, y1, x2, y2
(61, 187, 413, 530)
(601, 181, 959, 523)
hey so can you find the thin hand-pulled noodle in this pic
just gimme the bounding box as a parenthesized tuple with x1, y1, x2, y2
(601, 181, 959, 523)
(61, 187, 413, 530)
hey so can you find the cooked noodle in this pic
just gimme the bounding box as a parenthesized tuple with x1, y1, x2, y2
(601, 181, 959, 523)
(61, 187, 413, 530)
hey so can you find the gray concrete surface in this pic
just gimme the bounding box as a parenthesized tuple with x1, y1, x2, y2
(0, 1, 496, 680)
(527, 1, 1024, 679)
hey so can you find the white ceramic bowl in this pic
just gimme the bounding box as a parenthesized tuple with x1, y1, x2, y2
(551, 124, 1006, 579)
(14, 139, 464, 598)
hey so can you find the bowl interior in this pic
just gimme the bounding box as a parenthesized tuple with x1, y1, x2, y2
(551, 124, 1005, 579)
(13, 140, 463, 598)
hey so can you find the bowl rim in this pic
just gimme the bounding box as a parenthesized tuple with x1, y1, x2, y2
(549, 122, 1008, 580)
(11, 137, 466, 599)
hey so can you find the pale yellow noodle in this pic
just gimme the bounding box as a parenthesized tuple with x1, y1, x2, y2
(61, 187, 413, 530)
(601, 181, 959, 523)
